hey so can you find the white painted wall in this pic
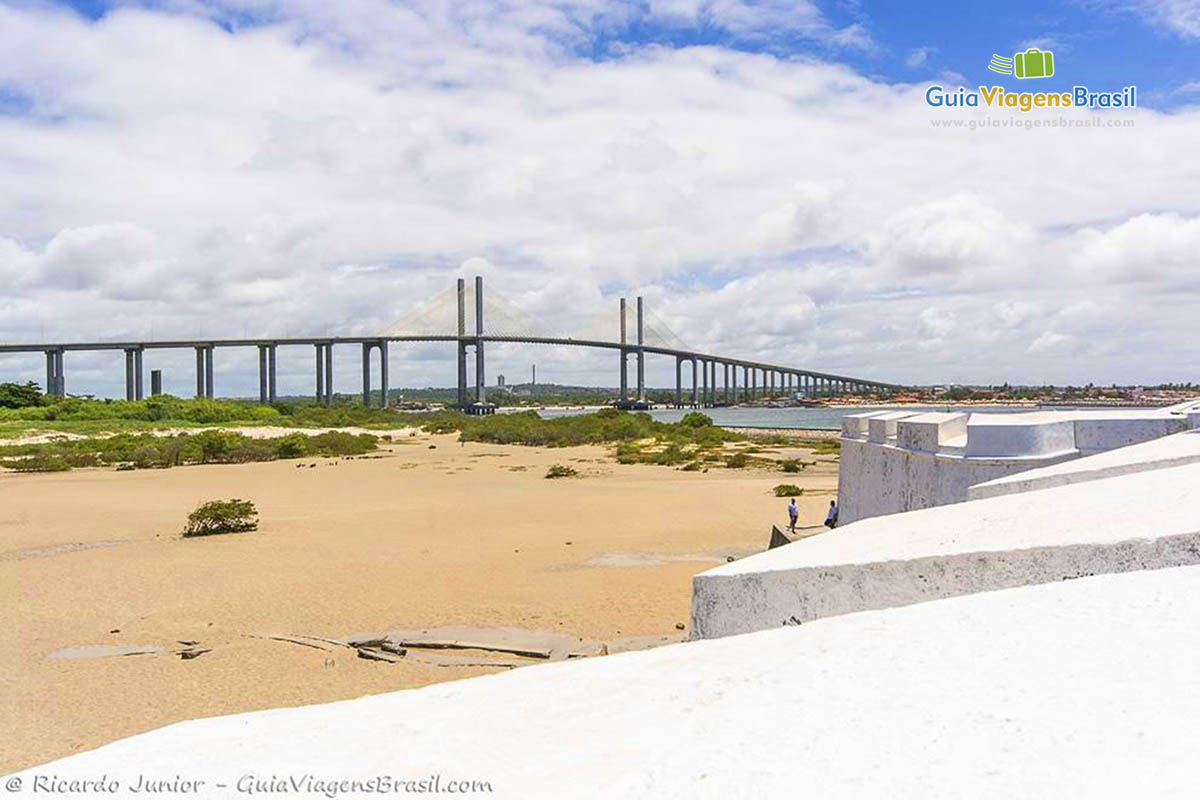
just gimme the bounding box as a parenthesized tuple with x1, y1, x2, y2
(692, 461, 1200, 639)
(837, 403, 1198, 525)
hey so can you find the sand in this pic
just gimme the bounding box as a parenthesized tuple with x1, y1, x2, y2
(0, 430, 838, 772)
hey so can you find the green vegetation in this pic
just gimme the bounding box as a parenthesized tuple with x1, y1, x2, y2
(0, 429, 377, 472)
(544, 463, 578, 479)
(449, 408, 739, 448)
(183, 499, 259, 537)
(0, 395, 840, 474)
(0, 382, 45, 410)
(773, 484, 803, 497)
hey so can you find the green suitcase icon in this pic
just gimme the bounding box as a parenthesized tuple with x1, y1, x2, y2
(1014, 48, 1054, 79)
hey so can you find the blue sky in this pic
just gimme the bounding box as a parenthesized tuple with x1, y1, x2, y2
(1, 0, 1199, 393)
(47, 0, 1200, 104)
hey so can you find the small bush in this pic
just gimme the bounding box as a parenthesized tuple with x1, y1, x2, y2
(183, 499, 259, 537)
(724, 453, 749, 469)
(773, 484, 803, 497)
(545, 464, 578, 479)
(679, 461, 702, 471)
(779, 459, 804, 473)
(678, 411, 714, 428)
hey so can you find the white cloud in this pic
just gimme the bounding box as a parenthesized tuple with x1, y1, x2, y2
(1084, 0, 1200, 38)
(0, 2, 1198, 394)
(905, 46, 933, 67)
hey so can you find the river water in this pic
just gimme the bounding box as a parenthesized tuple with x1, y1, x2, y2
(535, 405, 1141, 431)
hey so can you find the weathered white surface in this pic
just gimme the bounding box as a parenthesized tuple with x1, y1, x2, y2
(692, 462, 1200, 639)
(838, 402, 1199, 524)
(970, 429, 1200, 501)
(15, 567, 1200, 799)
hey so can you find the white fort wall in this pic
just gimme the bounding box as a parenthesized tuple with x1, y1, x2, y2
(837, 402, 1199, 525)
(692, 458, 1200, 639)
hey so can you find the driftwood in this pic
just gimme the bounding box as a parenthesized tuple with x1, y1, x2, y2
(356, 647, 404, 663)
(384, 638, 552, 659)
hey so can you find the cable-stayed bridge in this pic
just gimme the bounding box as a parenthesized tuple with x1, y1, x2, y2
(0, 276, 901, 411)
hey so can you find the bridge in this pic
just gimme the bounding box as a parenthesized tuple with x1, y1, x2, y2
(0, 276, 901, 411)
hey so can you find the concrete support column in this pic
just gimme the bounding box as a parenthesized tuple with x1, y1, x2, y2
(636, 296, 645, 403)
(45, 352, 54, 397)
(618, 299, 627, 403)
(475, 275, 486, 404)
(53, 350, 64, 396)
(196, 347, 206, 399)
(731, 364, 738, 403)
(724, 363, 730, 404)
(701, 359, 709, 407)
(690, 359, 698, 408)
(125, 349, 136, 401)
(151, 370, 162, 396)
(457, 278, 467, 407)
(204, 346, 214, 398)
(268, 345, 277, 403)
(258, 346, 269, 404)
(315, 345, 325, 404)
(324, 344, 333, 406)
(675, 358, 682, 407)
(134, 349, 143, 400)
(379, 340, 389, 409)
(361, 342, 372, 407)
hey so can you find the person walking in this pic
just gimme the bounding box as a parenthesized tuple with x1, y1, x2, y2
(787, 498, 799, 532)
(824, 500, 839, 529)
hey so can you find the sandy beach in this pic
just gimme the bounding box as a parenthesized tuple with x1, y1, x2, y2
(0, 429, 837, 772)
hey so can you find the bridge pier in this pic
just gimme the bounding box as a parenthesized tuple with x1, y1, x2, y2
(457, 279, 468, 408)
(731, 363, 738, 404)
(315, 344, 325, 404)
(472, 275, 491, 412)
(125, 349, 136, 401)
(361, 343, 371, 407)
(675, 357, 682, 407)
(618, 299, 628, 404)
(690, 359, 698, 408)
(314, 344, 334, 405)
(124, 348, 146, 401)
(636, 297, 645, 404)
(195, 346, 214, 398)
(360, 341, 390, 408)
(268, 345, 277, 403)
(258, 346, 269, 404)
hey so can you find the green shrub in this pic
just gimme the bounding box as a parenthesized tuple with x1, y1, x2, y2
(779, 459, 804, 473)
(3, 454, 71, 472)
(724, 453, 749, 469)
(545, 463, 578, 479)
(773, 484, 803, 497)
(183, 499, 259, 537)
(275, 433, 309, 459)
(680, 461, 702, 471)
(678, 411, 714, 428)
(0, 381, 45, 409)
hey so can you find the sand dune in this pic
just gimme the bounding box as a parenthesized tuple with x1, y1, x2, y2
(0, 430, 837, 772)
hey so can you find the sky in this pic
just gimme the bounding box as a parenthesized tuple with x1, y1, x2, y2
(1, 0, 1199, 397)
